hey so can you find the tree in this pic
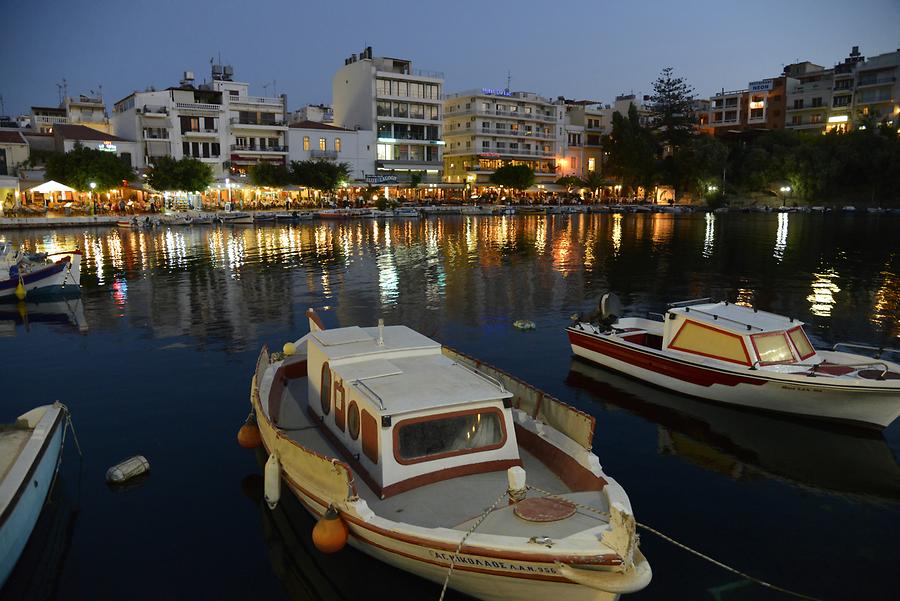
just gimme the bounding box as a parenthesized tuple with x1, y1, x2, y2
(249, 162, 291, 187)
(145, 156, 213, 192)
(409, 170, 424, 190)
(581, 170, 610, 200)
(555, 175, 582, 191)
(489, 164, 535, 193)
(45, 144, 134, 192)
(648, 67, 696, 149)
(603, 104, 658, 197)
(290, 160, 351, 194)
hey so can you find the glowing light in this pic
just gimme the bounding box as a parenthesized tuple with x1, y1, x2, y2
(611, 213, 622, 255)
(702, 213, 715, 258)
(827, 115, 848, 124)
(807, 269, 841, 317)
(774, 212, 788, 262)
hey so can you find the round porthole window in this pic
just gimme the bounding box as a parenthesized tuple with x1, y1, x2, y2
(348, 402, 360, 440)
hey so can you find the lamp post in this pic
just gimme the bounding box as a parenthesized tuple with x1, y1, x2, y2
(89, 182, 97, 215)
(779, 185, 791, 207)
(225, 177, 231, 211)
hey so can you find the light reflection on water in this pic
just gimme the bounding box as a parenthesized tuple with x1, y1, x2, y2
(807, 268, 842, 317)
(774, 212, 789, 262)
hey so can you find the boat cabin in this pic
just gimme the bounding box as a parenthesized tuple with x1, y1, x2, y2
(619, 302, 819, 367)
(301, 322, 520, 498)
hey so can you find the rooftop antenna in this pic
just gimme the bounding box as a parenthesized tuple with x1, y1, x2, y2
(0, 95, 5, 116)
(506, 70, 511, 93)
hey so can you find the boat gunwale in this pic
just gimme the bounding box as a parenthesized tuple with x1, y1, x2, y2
(0, 405, 65, 527)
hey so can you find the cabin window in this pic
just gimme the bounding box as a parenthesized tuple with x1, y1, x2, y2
(320, 362, 331, 415)
(394, 408, 506, 465)
(668, 320, 751, 365)
(788, 327, 815, 360)
(347, 401, 360, 440)
(751, 332, 795, 365)
(361, 410, 378, 463)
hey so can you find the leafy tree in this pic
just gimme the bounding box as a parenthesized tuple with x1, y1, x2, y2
(489, 164, 534, 192)
(603, 104, 658, 197)
(145, 156, 213, 192)
(249, 162, 291, 187)
(45, 144, 134, 191)
(555, 175, 582, 191)
(409, 170, 424, 190)
(581, 170, 611, 200)
(290, 160, 351, 194)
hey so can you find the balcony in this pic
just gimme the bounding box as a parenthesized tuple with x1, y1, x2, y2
(443, 107, 557, 122)
(467, 148, 555, 158)
(139, 105, 169, 116)
(176, 102, 222, 113)
(476, 127, 554, 139)
(230, 144, 288, 153)
(182, 128, 219, 136)
(229, 117, 286, 129)
(310, 149, 338, 159)
(33, 115, 69, 125)
(142, 133, 169, 140)
(228, 95, 283, 107)
(856, 76, 896, 88)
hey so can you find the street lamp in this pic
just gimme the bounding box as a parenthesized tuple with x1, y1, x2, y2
(225, 177, 231, 210)
(89, 182, 97, 215)
(779, 185, 791, 207)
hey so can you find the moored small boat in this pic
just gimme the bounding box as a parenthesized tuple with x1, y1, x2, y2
(0, 403, 68, 587)
(317, 209, 353, 220)
(0, 244, 81, 300)
(248, 310, 651, 601)
(567, 297, 900, 428)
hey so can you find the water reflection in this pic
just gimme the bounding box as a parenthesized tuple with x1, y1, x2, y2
(611, 213, 623, 255)
(0, 298, 88, 336)
(567, 359, 900, 502)
(702, 213, 715, 259)
(872, 268, 899, 338)
(807, 269, 841, 317)
(773, 212, 788, 262)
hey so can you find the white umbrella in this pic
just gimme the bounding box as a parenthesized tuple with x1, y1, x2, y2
(28, 180, 77, 194)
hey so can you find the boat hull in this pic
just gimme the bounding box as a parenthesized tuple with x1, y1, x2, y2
(0, 252, 81, 299)
(568, 328, 900, 428)
(0, 405, 65, 587)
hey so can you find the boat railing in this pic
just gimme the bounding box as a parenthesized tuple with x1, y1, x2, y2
(680, 306, 766, 332)
(452, 361, 508, 394)
(647, 312, 666, 321)
(666, 297, 712, 308)
(832, 342, 900, 359)
(354, 379, 387, 411)
(751, 358, 890, 379)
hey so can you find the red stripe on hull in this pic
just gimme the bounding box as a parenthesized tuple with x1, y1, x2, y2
(568, 329, 765, 388)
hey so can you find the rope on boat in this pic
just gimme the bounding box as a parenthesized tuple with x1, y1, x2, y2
(527, 484, 822, 601)
(47, 404, 82, 503)
(437, 489, 508, 601)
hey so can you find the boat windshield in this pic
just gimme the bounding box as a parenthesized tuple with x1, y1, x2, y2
(751, 332, 795, 364)
(395, 409, 504, 464)
(787, 327, 815, 359)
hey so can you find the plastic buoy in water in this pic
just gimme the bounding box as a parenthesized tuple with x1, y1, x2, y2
(264, 452, 281, 509)
(312, 506, 349, 553)
(15, 277, 26, 301)
(513, 319, 536, 331)
(283, 342, 296, 356)
(106, 455, 150, 484)
(237, 416, 261, 449)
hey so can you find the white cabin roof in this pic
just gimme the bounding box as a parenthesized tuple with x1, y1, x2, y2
(669, 302, 805, 334)
(312, 325, 512, 415)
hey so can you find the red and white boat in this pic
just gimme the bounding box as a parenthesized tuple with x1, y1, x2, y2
(248, 310, 650, 601)
(0, 243, 81, 299)
(567, 298, 900, 429)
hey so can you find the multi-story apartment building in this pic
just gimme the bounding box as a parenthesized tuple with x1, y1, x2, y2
(287, 120, 375, 181)
(112, 66, 287, 178)
(854, 49, 900, 125)
(30, 94, 110, 134)
(442, 88, 560, 186)
(290, 104, 333, 124)
(333, 47, 443, 184)
(708, 76, 788, 135)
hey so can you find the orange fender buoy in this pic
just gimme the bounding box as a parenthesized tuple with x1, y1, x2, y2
(312, 506, 349, 553)
(237, 416, 261, 449)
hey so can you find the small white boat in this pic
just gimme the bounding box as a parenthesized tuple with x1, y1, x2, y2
(0, 403, 68, 587)
(248, 310, 650, 601)
(568, 297, 900, 428)
(392, 208, 420, 218)
(317, 209, 353, 220)
(369, 210, 393, 218)
(462, 205, 496, 215)
(220, 212, 253, 225)
(0, 244, 81, 300)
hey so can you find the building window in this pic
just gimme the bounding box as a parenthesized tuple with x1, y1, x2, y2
(211, 142, 220, 157)
(588, 157, 596, 172)
(303, 136, 310, 151)
(793, 99, 804, 109)
(811, 97, 823, 108)
(335, 138, 341, 152)
(319, 138, 326, 151)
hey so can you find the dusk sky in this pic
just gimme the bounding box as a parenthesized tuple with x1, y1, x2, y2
(3, 0, 899, 116)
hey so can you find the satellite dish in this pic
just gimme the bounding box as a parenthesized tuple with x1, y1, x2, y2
(600, 293, 622, 320)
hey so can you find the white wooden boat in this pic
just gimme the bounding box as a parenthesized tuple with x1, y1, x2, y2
(0, 244, 81, 300)
(249, 311, 650, 601)
(568, 298, 900, 428)
(317, 209, 354, 220)
(461, 205, 496, 215)
(392, 208, 420, 218)
(0, 403, 67, 587)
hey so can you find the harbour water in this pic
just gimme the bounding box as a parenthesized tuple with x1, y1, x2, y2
(1, 212, 898, 600)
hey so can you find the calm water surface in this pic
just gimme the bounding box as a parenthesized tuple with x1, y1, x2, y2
(1, 213, 898, 601)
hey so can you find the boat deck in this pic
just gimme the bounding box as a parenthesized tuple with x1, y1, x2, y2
(0, 429, 31, 482)
(278, 379, 599, 531)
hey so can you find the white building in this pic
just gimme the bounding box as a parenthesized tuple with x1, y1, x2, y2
(30, 94, 110, 134)
(853, 48, 900, 126)
(290, 104, 333, 124)
(287, 120, 375, 182)
(333, 47, 443, 184)
(112, 66, 288, 178)
(53, 124, 140, 170)
(442, 88, 560, 186)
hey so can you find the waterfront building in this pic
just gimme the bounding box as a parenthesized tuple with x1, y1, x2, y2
(290, 104, 333, 124)
(53, 124, 139, 170)
(442, 88, 560, 187)
(333, 47, 444, 185)
(0, 130, 29, 177)
(287, 120, 375, 182)
(112, 66, 288, 178)
(29, 94, 110, 134)
(853, 49, 900, 126)
(708, 76, 789, 136)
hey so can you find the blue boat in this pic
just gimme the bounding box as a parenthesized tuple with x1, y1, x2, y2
(0, 403, 67, 588)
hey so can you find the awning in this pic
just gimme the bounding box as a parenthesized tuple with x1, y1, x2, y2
(28, 180, 76, 194)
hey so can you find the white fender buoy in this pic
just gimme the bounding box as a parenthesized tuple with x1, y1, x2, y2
(264, 452, 281, 510)
(106, 455, 150, 483)
(513, 319, 536, 331)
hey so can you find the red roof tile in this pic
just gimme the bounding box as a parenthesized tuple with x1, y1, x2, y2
(0, 131, 26, 144)
(55, 124, 131, 142)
